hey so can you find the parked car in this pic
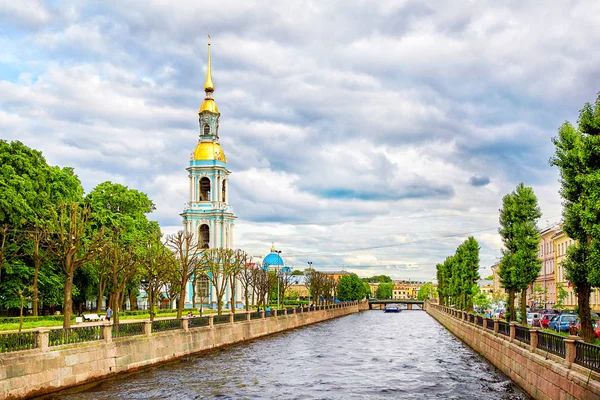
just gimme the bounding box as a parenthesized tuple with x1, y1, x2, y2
(526, 312, 536, 326)
(552, 314, 579, 332)
(595, 324, 600, 339)
(547, 315, 560, 331)
(541, 313, 556, 328)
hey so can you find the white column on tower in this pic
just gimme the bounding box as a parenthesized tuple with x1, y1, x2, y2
(189, 174, 193, 203)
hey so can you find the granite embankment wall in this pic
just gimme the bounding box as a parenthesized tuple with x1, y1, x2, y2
(425, 303, 600, 400)
(0, 304, 359, 399)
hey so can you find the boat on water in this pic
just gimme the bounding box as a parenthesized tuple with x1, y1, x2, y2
(384, 304, 401, 313)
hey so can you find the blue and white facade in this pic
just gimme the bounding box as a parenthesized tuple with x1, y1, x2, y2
(180, 41, 241, 309)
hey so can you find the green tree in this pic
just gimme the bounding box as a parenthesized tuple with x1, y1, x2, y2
(555, 283, 568, 312)
(363, 282, 372, 298)
(473, 288, 491, 313)
(417, 282, 433, 301)
(375, 282, 393, 299)
(337, 274, 366, 301)
(550, 95, 600, 341)
(497, 183, 542, 323)
(362, 275, 392, 283)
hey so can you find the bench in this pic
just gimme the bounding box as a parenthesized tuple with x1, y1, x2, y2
(83, 313, 102, 321)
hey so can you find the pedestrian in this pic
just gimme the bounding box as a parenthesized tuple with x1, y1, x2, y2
(532, 313, 541, 327)
(106, 306, 113, 322)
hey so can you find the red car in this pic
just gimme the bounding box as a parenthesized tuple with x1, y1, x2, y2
(595, 324, 600, 339)
(541, 313, 556, 328)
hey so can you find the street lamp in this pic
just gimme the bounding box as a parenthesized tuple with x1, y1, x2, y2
(307, 261, 313, 306)
(276, 250, 282, 309)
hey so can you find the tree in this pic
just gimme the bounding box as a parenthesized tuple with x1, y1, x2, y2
(417, 282, 434, 301)
(497, 183, 542, 323)
(550, 96, 600, 341)
(473, 288, 491, 313)
(140, 228, 174, 320)
(363, 282, 371, 298)
(375, 282, 393, 299)
(238, 258, 254, 311)
(166, 231, 203, 318)
(200, 248, 234, 315)
(555, 283, 568, 312)
(52, 202, 100, 328)
(362, 275, 392, 283)
(337, 274, 365, 301)
(228, 249, 248, 313)
(532, 283, 548, 309)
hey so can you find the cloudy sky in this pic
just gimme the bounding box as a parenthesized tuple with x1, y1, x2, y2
(2, 1, 599, 281)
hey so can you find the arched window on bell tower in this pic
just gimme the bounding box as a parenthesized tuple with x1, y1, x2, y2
(222, 180, 226, 203)
(199, 224, 210, 249)
(203, 124, 210, 136)
(199, 177, 211, 201)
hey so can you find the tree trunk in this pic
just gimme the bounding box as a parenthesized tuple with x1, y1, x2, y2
(191, 277, 197, 309)
(506, 290, 515, 322)
(177, 278, 187, 318)
(229, 277, 236, 314)
(577, 283, 594, 342)
(520, 289, 527, 325)
(32, 257, 40, 317)
(129, 290, 138, 311)
(63, 273, 74, 328)
(96, 277, 104, 314)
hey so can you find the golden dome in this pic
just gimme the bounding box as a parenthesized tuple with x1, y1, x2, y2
(193, 142, 227, 162)
(200, 98, 219, 113)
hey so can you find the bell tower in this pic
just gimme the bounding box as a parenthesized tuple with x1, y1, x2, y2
(181, 38, 237, 250)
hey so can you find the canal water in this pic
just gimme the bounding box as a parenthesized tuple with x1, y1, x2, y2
(45, 310, 528, 399)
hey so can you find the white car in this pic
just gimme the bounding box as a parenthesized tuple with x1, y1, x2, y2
(526, 312, 536, 326)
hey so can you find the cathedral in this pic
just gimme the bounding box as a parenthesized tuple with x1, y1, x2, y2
(180, 40, 241, 309)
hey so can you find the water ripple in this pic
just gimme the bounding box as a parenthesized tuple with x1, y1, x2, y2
(40, 311, 528, 400)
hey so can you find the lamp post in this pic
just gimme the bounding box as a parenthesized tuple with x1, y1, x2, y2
(307, 261, 313, 306)
(276, 250, 282, 309)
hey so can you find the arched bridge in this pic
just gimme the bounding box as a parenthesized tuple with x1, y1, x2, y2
(368, 299, 424, 310)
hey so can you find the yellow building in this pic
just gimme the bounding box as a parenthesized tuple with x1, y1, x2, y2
(553, 230, 600, 312)
(490, 263, 505, 296)
(392, 281, 421, 300)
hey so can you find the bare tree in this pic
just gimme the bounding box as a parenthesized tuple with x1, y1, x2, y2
(227, 249, 247, 314)
(140, 231, 175, 321)
(238, 256, 254, 311)
(201, 248, 235, 315)
(166, 230, 203, 318)
(277, 269, 294, 307)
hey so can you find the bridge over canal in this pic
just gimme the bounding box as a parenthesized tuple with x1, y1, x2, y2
(368, 299, 424, 310)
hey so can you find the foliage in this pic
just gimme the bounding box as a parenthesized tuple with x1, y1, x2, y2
(550, 94, 600, 342)
(435, 237, 480, 311)
(497, 183, 541, 323)
(555, 283, 568, 312)
(362, 275, 392, 283)
(417, 282, 434, 301)
(337, 274, 366, 301)
(473, 288, 491, 312)
(375, 282, 393, 299)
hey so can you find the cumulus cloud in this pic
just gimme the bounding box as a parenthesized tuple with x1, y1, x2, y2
(1, 0, 594, 280)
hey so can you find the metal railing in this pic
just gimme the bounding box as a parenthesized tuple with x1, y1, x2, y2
(514, 325, 530, 344)
(49, 326, 102, 346)
(249, 312, 261, 320)
(233, 313, 247, 322)
(485, 318, 494, 330)
(212, 314, 230, 325)
(469, 314, 475, 324)
(112, 322, 145, 338)
(575, 341, 600, 372)
(188, 316, 209, 328)
(498, 321, 510, 336)
(476, 316, 484, 327)
(151, 318, 181, 332)
(537, 331, 566, 358)
(0, 331, 35, 353)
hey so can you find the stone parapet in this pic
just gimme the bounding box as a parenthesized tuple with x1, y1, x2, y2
(0, 303, 360, 399)
(427, 304, 600, 400)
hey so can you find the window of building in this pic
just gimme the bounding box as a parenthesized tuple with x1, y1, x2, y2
(222, 180, 226, 203)
(199, 224, 210, 249)
(203, 124, 210, 135)
(196, 274, 210, 302)
(199, 177, 211, 201)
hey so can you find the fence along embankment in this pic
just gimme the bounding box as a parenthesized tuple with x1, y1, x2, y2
(426, 303, 600, 400)
(0, 302, 359, 399)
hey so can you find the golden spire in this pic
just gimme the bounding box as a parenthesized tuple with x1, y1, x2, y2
(204, 35, 214, 92)
(271, 242, 276, 252)
(199, 35, 219, 114)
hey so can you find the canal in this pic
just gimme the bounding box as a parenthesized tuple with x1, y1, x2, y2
(44, 310, 528, 399)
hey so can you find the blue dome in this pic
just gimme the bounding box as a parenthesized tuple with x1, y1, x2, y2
(263, 252, 284, 267)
